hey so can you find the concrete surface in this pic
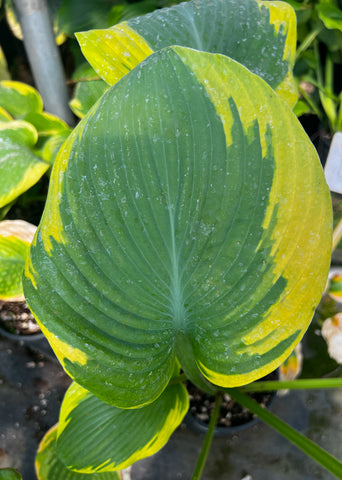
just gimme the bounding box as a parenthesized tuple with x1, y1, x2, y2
(1, 333, 342, 480)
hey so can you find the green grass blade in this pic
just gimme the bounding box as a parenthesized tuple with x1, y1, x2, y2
(191, 392, 223, 480)
(239, 378, 342, 392)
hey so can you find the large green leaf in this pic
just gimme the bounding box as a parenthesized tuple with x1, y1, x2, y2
(56, 380, 188, 472)
(24, 47, 332, 408)
(76, 0, 298, 107)
(0, 121, 51, 208)
(35, 425, 122, 480)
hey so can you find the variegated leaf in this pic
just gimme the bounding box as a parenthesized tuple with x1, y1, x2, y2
(24, 47, 331, 408)
(76, 0, 297, 107)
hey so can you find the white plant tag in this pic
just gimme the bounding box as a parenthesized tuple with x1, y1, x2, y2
(324, 132, 342, 194)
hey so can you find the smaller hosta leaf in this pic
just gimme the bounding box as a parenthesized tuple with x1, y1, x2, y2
(0, 220, 36, 301)
(0, 81, 43, 118)
(35, 425, 122, 480)
(0, 119, 38, 147)
(0, 107, 13, 122)
(77, 0, 297, 106)
(40, 130, 71, 164)
(0, 469, 22, 480)
(75, 26, 153, 86)
(5, 0, 66, 45)
(70, 80, 109, 118)
(72, 62, 98, 82)
(69, 63, 109, 118)
(0, 122, 50, 208)
(24, 112, 71, 136)
(57, 381, 189, 472)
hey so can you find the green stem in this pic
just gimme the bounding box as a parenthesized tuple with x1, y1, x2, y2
(238, 377, 342, 392)
(191, 391, 223, 480)
(295, 26, 322, 60)
(175, 332, 217, 394)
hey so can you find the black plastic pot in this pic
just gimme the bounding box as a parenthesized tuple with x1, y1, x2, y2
(184, 370, 278, 437)
(0, 323, 57, 361)
(0, 323, 45, 341)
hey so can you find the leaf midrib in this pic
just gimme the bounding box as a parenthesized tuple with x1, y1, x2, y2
(169, 207, 187, 331)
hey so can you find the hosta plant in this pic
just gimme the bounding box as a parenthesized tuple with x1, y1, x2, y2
(0, 80, 71, 212)
(0, 220, 36, 301)
(0, 80, 71, 309)
(19, 0, 339, 478)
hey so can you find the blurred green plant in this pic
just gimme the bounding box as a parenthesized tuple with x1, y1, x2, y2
(0, 468, 22, 480)
(0, 219, 36, 300)
(0, 81, 71, 216)
(286, 0, 342, 133)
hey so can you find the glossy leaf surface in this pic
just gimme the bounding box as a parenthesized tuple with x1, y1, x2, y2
(77, 0, 297, 107)
(0, 220, 36, 300)
(24, 111, 70, 136)
(24, 47, 332, 408)
(0, 81, 43, 118)
(35, 425, 122, 480)
(56, 380, 188, 472)
(0, 121, 50, 208)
